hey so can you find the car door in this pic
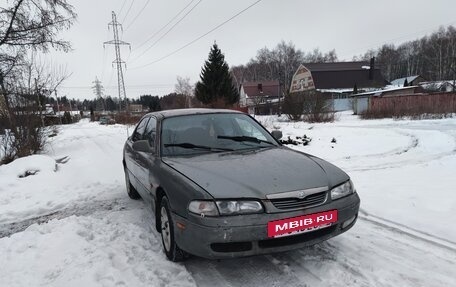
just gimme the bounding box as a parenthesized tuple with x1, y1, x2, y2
(134, 116, 159, 203)
(124, 117, 149, 198)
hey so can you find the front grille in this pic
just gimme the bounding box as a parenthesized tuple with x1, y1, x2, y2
(211, 242, 252, 253)
(270, 191, 327, 210)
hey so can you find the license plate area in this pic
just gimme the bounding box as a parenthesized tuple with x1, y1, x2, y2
(267, 210, 338, 238)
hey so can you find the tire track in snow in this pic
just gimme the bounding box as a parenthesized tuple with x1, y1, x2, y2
(344, 128, 456, 172)
(358, 209, 456, 252)
(0, 197, 142, 238)
(185, 254, 305, 287)
(318, 123, 456, 172)
(185, 218, 456, 287)
(337, 130, 419, 162)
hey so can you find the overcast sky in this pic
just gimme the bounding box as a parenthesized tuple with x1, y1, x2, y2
(53, 0, 456, 100)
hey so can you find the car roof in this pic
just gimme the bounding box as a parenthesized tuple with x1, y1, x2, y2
(144, 108, 244, 119)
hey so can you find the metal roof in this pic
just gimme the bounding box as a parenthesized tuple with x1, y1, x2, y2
(241, 81, 280, 98)
(390, 75, 422, 86)
(298, 62, 388, 89)
(303, 61, 375, 72)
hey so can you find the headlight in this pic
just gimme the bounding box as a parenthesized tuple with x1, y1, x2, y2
(188, 200, 219, 217)
(331, 180, 355, 200)
(188, 200, 263, 216)
(216, 200, 263, 215)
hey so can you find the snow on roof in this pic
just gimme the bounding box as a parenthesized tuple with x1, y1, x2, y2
(317, 87, 381, 94)
(390, 75, 420, 86)
(317, 88, 355, 93)
(351, 85, 418, 97)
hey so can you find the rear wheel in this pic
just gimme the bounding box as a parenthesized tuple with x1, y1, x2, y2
(160, 196, 186, 261)
(124, 168, 141, 200)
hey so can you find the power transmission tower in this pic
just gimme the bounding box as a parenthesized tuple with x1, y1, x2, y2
(92, 77, 105, 111)
(104, 11, 130, 112)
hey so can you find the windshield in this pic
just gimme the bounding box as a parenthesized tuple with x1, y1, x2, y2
(161, 113, 278, 156)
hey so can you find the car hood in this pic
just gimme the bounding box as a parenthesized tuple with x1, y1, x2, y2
(162, 147, 349, 199)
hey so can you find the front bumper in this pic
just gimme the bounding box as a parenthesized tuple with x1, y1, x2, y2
(172, 193, 360, 259)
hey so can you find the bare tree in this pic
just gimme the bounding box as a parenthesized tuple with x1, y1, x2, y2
(0, 0, 75, 164)
(174, 76, 194, 108)
(0, 0, 76, 51)
(1, 57, 70, 164)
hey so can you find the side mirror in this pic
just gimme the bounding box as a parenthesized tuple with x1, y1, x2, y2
(271, 130, 283, 140)
(132, 140, 154, 153)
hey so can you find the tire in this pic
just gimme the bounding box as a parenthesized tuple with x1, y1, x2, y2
(124, 168, 141, 200)
(160, 196, 186, 262)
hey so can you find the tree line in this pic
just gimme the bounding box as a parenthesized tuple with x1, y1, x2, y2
(230, 26, 456, 92)
(354, 26, 456, 82)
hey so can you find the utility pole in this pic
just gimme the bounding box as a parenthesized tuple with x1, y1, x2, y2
(451, 57, 456, 92)
(34, 78, 45, 127)
(104, 11, 130, 113)
(55, 89, 62, 125)
(68, 96, 73, 112)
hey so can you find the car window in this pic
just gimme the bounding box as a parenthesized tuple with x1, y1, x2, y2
(143, 117, 157, 146)
(132, 118, 149, 142)
(161, 113, 277, 156)
(234, 117, 267, 140)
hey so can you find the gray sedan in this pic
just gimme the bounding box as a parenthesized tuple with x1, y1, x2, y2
(122, 109, 360, 261)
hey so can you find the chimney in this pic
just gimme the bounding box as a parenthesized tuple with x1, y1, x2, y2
(369, 57, 375, 80)
(257, 83, 263, 93)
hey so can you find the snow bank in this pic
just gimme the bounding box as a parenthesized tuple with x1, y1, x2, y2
(0, 209, 195, 287)
(0, 120, 129, 224)
(0, 154, 56, 178)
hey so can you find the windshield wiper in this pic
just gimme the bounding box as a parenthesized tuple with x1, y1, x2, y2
(217, 135, 275, 146)
(164, 142, 234, 152)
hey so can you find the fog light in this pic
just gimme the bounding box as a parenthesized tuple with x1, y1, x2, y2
(342, 215, 356, 229)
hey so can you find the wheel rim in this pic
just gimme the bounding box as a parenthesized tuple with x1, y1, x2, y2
(161, 206, 171, 252)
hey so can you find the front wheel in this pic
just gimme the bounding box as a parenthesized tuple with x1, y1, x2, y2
(160, 196, 186, 261)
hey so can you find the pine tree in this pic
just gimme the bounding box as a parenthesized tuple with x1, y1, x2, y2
(195, 43, 239, 107)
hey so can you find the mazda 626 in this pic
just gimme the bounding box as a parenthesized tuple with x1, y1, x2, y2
(123, 109, 360, 261)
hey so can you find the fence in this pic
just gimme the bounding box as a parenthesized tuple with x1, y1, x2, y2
(362, 92, 456, 119)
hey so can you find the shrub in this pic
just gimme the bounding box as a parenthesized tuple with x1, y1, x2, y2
(1, 112, 45, 165)
(283, 90, 335, 123)
(114, 112, 145, 125)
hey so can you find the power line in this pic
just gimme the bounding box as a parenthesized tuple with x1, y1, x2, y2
(132, 0, 197, 53)
(129, 0, 202, 64)
(100, 26, 112, 83)
(122, 0, 136, 24)
(130, 0, 264, 70)
(100, 48, 107, 83)
(124, 0, 152, 31)
(118, 0, 128, 18)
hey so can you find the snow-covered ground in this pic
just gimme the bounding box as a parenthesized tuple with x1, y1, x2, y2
(1, 114, 456, 286)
